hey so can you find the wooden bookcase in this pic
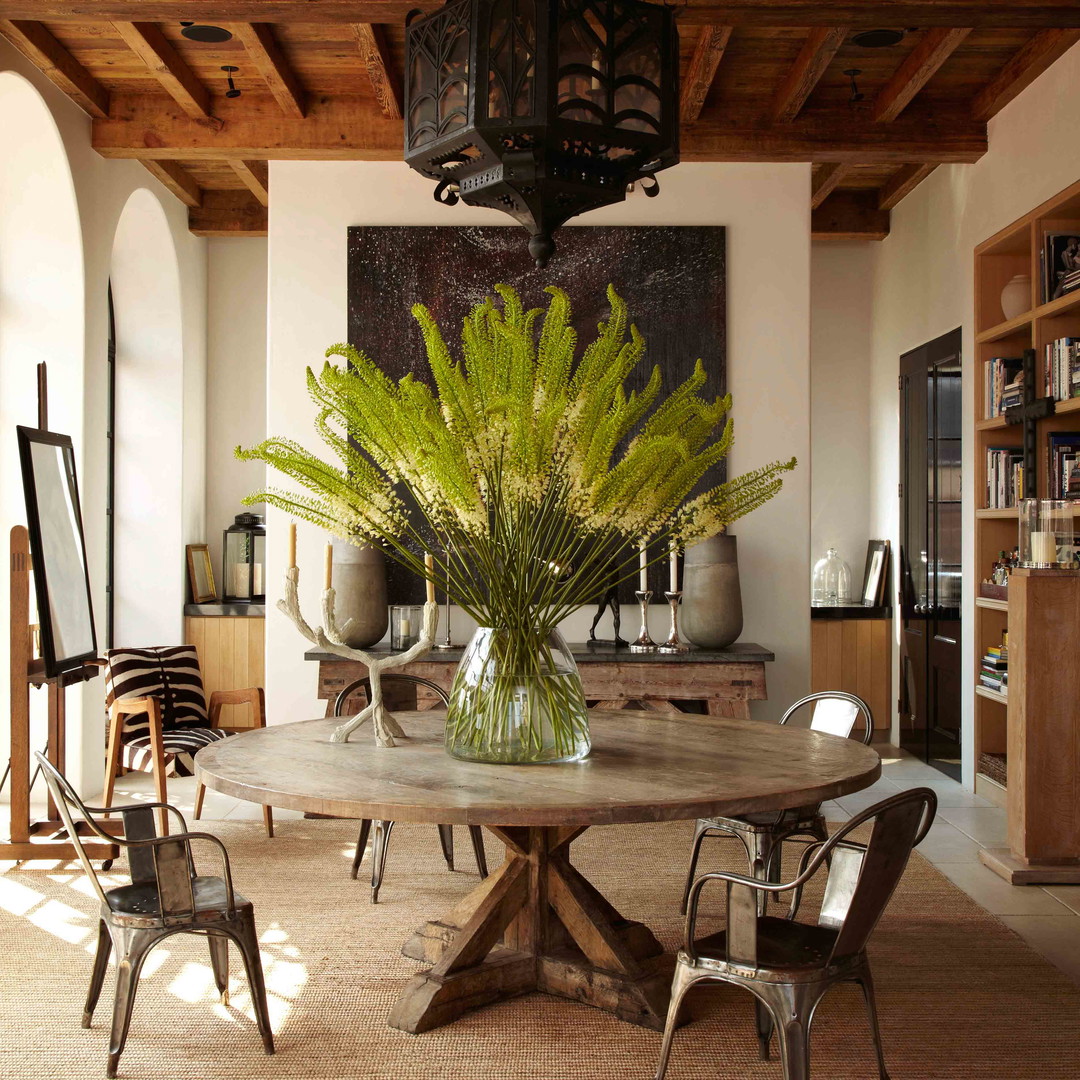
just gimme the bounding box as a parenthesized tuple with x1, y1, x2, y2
(973, 179, 1080, 875)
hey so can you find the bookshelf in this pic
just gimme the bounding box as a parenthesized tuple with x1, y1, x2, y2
(973, 179, 1080, 880)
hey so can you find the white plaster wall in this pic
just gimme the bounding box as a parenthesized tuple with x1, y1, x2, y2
(265, 160, 812, 728)
(810, 243, 873, 579)
(0, 38, 208, 793)
(866, 44, 1080, 782)
(206, 238, 268, 577)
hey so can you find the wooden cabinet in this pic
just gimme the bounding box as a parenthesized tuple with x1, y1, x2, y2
(810, 612, 892, 735)
(980, 570, 1080, 883)
(184, 609, 264, 729)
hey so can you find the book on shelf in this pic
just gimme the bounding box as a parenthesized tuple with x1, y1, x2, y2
(1043, 337, 1080, 401)
(1047, 431, 1080, 499)
(1043, 231, 1080, 302)
(984, 356, 1024, 418)
(985, 446, 1024, 508)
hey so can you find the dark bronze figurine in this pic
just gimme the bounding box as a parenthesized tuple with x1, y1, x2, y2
(588, 560, 628, 647)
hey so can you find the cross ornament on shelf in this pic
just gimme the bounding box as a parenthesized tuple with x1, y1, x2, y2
(1004, 347, 1054, 499)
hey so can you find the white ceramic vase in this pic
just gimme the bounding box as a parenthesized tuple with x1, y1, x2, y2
(1000, 274, 1030, 321)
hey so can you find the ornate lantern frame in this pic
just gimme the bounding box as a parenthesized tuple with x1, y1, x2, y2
(404, 0, 680, 266)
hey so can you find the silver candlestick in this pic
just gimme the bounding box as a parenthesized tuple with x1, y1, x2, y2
(629, 590, 657, 652)
(658, 590, 690, 653)
(433, 590, 455, 650)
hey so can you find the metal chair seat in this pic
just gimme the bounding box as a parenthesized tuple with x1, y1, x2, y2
(105, 877, 250, 923)
(682, 692, 874, 915)
(692, 918, 842, 976)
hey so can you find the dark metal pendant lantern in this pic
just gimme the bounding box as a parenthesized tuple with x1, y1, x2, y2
(404, 0, 680, 267)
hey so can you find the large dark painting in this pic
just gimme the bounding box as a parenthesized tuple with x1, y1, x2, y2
(347, 225, 726, 602)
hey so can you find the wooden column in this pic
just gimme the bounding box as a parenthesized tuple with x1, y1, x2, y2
(981, 569, 1080, 883)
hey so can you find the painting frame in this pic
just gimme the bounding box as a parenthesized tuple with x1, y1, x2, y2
(861, 539, 890, 607)
(186, 543, 217, 603)
(16, 426, 98, 678)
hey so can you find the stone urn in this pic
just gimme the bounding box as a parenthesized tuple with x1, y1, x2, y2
(1000, 274, 1031, 321)
(331, 540, 388, 648)
(680, 533, 743, 649)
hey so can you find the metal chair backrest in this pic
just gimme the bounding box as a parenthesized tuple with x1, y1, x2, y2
(35, 752, 217, 924)
(333, 673, 450, 716)
(822, 787, 936, 963)
(779, 691, 874, 745)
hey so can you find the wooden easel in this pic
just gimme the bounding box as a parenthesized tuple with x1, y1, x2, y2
(1, 365, 119, 863)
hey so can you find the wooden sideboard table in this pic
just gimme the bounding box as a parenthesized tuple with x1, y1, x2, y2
(306, 641, 774, 719)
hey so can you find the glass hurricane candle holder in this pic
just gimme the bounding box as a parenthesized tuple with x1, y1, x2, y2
(1019, 499, 1074, 567)
(390, 604, 423, 650)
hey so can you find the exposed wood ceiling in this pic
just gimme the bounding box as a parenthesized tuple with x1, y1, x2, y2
(1, 2, 1078, 241)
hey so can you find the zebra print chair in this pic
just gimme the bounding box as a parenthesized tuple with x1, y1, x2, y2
(102, 646, 273, 837)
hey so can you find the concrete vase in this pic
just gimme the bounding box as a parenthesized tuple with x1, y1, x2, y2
(680, 533, 744, 649)
(331, 540, 388, 648)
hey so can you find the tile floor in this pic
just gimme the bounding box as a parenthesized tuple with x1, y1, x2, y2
(19, 745, 1080, 988)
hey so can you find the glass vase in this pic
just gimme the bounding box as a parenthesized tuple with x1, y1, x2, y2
(811, 547, 852, 606)
(445, 627, 590, 764)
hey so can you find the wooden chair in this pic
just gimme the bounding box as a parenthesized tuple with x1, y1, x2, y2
(334, 674, 488, 902)
(101, 646, 273, 837)
(35, 752, 275, 1080)
(658, 787, 937, 1080)
(681, 691, 874, 914)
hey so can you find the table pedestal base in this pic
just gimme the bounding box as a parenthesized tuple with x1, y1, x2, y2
(388, 825, 673, 1034)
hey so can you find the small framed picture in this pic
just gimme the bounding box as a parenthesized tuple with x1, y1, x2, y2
(861, 540, 890, 607)
(186, 544, 217, 603)
(1044, 231, 1080, 301)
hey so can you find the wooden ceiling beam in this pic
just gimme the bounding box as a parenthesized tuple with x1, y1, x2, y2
(189, 189, 267, 237)
(0, 19, 110, 118)
(770, 27, 847, 123)
(971, 28, 1080, 122)
(112, 21, 212, 120)
(229, 159, 269, 206)
(812, 192, 890, 241)
(878, 163, 937, 210)
(8, 3, 1080, 30)
(871, 27, 972, 122)
(140, 159, 202, 206)
(232, 22, 305, 119)
(810, 163, 849, 209)
(352, 23, 401, 120)
(681, 26, 733, 123)
(92, 94, 989, 164)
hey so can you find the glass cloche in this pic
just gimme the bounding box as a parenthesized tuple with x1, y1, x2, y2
(812, 547, 852, 606)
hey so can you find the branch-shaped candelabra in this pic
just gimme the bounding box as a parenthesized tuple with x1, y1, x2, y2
(279, 565, 438, 747)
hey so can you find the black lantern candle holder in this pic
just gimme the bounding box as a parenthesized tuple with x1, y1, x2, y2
(404, 0, 680, 267)
(222, 512, 266, 604)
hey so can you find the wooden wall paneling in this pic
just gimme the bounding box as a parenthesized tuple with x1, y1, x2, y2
(811, 618, 891, 732)
(185, 616, 265, 729)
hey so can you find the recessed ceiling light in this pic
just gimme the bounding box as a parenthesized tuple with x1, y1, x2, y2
(180, 22, 233, 44)
(852, 28, 906, 48)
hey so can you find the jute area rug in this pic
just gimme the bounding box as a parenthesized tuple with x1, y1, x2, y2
(1, 818, 1078, 1080)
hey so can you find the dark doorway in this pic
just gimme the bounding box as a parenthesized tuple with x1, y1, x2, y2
(898, 328, 962, 780)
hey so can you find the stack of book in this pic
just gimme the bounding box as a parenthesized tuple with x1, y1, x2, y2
(986, 445, 1024, 508)
(980, 644, 1008, 696)
(1043, 336, 1080, 401)
(1060, 268, 1080, 297)
(1047, 430, 1080, 499)
(984, 356, 1024, 418)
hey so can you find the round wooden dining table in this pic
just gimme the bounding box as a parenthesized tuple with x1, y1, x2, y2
(195, 709, 880, 1035)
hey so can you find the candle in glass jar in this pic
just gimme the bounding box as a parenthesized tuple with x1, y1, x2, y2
(424, 552, 435, 604)
(324, 543, 333, 590)
(1031, 530, 1057, 565)
(669, 544, 679, 592)
(400, 613, 412, 638)
(639, 544, 648, 592)
(287, 522, 296, 569)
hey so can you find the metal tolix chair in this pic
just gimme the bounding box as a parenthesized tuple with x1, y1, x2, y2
(657, 787, 937, 1080)
(334, 674, 489, 902)
(681, 691, 875, 915)
(35, 752, 274, 1079)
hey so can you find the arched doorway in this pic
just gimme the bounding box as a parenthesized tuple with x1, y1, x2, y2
(0, 71, 85, 793)
(109, 188, 186, 647)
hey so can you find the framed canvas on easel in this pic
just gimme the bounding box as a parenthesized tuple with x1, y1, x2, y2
(1, 364, 119, 864)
